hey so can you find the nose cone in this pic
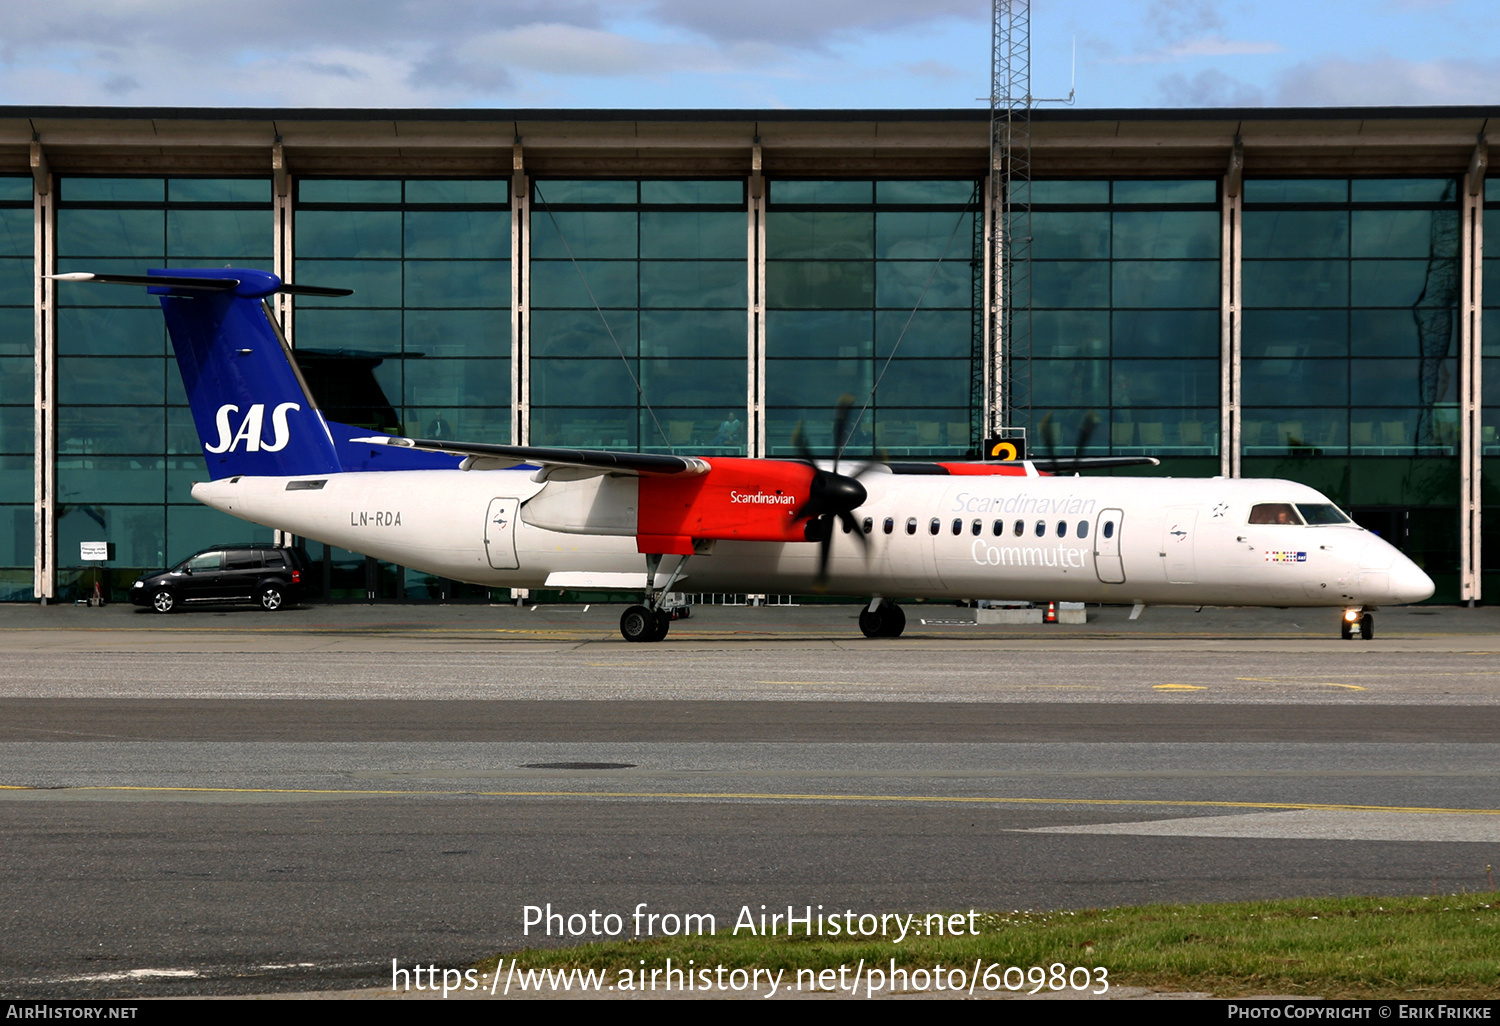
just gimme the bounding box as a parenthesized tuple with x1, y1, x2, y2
(1387, 554, 1435, 605)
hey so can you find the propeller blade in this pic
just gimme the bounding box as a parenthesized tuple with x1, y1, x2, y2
(837, 510, 869, 554)
(816, 514, 835, 584)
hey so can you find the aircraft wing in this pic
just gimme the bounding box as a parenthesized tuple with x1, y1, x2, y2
(348, 435, 710, 476)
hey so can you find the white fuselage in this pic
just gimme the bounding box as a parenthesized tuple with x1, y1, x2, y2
(192, 468, 1434, 608)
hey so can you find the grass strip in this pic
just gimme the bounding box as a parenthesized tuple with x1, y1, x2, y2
(481, 893, 1500, 998)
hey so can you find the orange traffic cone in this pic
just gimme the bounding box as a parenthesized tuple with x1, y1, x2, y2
(1044, 601, 1057, 624)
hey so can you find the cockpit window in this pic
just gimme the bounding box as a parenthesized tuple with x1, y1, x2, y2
(1248, 503, 1302, 525)
(1296, 503, 1351, 525)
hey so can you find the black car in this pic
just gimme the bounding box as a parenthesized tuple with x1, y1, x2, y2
(131, 544, 308, 613)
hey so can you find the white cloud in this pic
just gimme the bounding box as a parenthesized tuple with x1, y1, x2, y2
(1274, 55, 1500, 105)
(1116, 36, 1283, 64)
(1156, 68, 1267, 106)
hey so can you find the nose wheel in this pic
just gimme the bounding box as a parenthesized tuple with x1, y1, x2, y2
(858, 599, 906, 638)
(1341, 609, 1374, 640)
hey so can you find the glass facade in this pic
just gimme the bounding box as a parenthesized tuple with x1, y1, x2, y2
(1241, 179, 1462, 600)
(765, 180, 980, 457)
(1, 158, 1484, 605)
(529, 179, 746, 453)
(1026, 179, 1221, 458)
(54, 177, 274, 598)
(0, 177, 31, 599)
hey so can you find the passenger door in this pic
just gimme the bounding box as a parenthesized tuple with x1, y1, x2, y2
(484, 497, 520, 570)
(1093, 509, 1125, 584)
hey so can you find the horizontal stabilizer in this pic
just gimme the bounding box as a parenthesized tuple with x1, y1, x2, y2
(48, 271, 352, 297)
(1025, 456, 1162, 471)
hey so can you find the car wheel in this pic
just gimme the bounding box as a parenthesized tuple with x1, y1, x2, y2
(258, 584, 286, 611)
(151, 588, 176, 614)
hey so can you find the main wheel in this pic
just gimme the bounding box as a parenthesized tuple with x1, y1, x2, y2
(620, 605, 654, 642)
(151, 588, 176, 614)
(879, 603, 906, 637)
(1360, 613, 1374, 640)
(858, 608, 883, 639)
(648, 609, 672, 642)
(258, 584, 286, 611)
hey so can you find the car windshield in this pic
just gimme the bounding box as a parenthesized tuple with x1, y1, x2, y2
(1296, 503, 1351, 525)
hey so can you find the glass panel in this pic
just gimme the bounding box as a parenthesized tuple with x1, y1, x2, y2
(1032, 211, 1110, 259)
(1352, 210, 1457, 259)
(1031, 310, 1109, 358)
(640, 360, 746, 407)
(875, 211, 973, 260)
(298, 180, 401, 204)
(404, 210, 509, 259)
(530, 211, 637, 259)
(875, 181, 975, 205)
(1112, 180, 1215, 204)
(1243, 260, 1348, 307)
(1111, 261, 1218, 308)
(0, 208, 32, 257)
(1243, 180, 1347, 203)
(1351, 358, 1455, 405)
(1112, 360, 1216, 406)
(640, 212, 744, 260)
(1352, 309, 1449, 357)
(1112, 310, 1217, 358)
(58, 357, 165, 406)
(1350, 260, 1454, 308)
(766, 359, 873, 405)
(1242, 408, 1347, 451)
(530, 406, 638, 447)
(770, 181, 872, 205)
(1031, 181, 1109, 204)
(168, 179, 270, 203)
(290, 260, 402, 304)
(0, 307, 31, 356)
(296, 210, 402, 258)
(58, 406, 165, 454)
(1030, 261, 1109, 308)
(1112, 210, 1218, 259)
(531, 310, 639, 358)
(0, 178, 31, 203)
(404, 309, 510, 358)
(640, 261, 746, 308)
(62, 179, 164, 203)
(404, 260, 510, 307)
(767, 211, 873, 260)
(1242, 359, 1348, 406)
(641, 309, 746, 359)
(531, 359, 638, 406)
(640, 180, 743, 205)
(530, 260, 638, 309)
(1243, 211, 1347, 259)
(0, 358, 29, 404)
(766, 261, 873, 309)
(294, 308, 403, 354)
(403, 180, 509, 204)
(57, 209, 163, 257)
(875, 309, 971, 359)
(1109, 410, 1219, 454)
(58, 504, 167, 568)
(875, 261, 973, 309)
(1243, 310, 1348, 358)
(1350, 179, 1457, 203)
(403, 358, 510, 407)
(167, 209, 271, 258)
(535, 181, 637, 205)
(767, 310, 871, 359)
(874, 360, 970, 407)
(57, 458, 165, 504)
(1032, 359, 1109, 407)
(0, 407, 29, 452)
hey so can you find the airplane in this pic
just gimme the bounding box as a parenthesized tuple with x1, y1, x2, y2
(52, 267, 1435, 642)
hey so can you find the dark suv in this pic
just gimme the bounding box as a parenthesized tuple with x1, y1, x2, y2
(131, 544, 308, 613)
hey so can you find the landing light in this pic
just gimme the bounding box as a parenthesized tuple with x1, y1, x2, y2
(1343, 608, 1360, 622)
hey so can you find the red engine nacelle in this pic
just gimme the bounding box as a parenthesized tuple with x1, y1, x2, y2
(636, 458, 814, 554)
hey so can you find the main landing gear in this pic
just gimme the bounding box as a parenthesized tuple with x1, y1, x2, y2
(1340, 607, 1375, 640)
(620, 552, 691, 643)
(858, 598, 906, 639)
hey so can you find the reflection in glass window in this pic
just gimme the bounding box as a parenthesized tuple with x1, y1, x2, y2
(1249, 503, 1302, 525)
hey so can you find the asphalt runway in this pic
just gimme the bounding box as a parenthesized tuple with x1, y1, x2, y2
(1, 601, 1498, 998)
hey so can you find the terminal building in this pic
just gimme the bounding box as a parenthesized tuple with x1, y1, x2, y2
(0, 105, 1493, 604)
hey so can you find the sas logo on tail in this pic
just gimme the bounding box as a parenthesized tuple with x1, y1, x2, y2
(205, 403, 300, 453)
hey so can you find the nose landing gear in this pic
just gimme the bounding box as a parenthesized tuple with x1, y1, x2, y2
(1340, 607, 1374, 640)
(858, 598, 906, 638)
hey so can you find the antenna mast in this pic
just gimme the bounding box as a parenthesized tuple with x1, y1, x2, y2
(988, 0, 1032, 447)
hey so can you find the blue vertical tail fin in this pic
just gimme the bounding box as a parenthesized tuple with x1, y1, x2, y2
(151, 268, 344, 479)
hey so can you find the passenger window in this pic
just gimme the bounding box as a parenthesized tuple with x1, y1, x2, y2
(993, 520, 1004, 536)
(1249, 503, 1302, 525)
(951, 519, 962, 536)
(186, 551, 225, 572)
(929, 518, 941, 535)
(862, 517, 873, 534)
(841, 518, 852, 534)
(972, 519, 982, 536)
(225, 550, 261, 571)
(1103, 521, 1115, 539)
(884, 517, 894, 535)
(1056, 521, 1067, 538)
(1034, 520, 1045, 538)
(1013, 519, 1024, 537)
(1077, 521, 1089, 540)
(906, 517, 917, 535)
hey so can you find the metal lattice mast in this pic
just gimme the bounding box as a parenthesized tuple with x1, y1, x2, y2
(989, 0, 1032, 446)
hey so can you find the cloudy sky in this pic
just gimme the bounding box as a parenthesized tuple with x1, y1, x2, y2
(0, 0, 1494, 109)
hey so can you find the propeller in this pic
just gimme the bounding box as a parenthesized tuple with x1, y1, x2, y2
(789, 396, 876, 585)
(1036, 411, 1100, 475)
